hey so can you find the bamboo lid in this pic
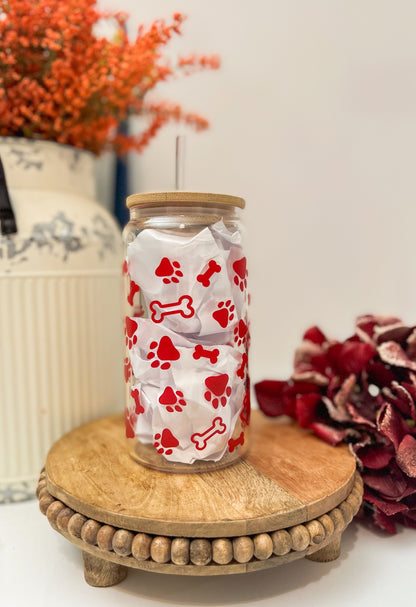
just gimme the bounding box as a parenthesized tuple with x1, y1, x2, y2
(126, 191, 245, 209)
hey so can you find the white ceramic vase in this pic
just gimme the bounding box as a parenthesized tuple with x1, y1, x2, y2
(0, 137, 124, 502)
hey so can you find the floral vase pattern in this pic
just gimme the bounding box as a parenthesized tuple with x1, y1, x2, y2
(0, 137, 123, 503)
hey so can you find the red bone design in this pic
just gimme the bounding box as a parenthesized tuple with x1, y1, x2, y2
(191, 417, 226, 451)
(228, 431, 244, 453)
(197, 260, 221, 287)
(193, 344, 219, 364)
(150, 295, 194, 323)
(127, 280, 140, 306)
(131, 388, 145, 415)
(237, 353, 248, 379)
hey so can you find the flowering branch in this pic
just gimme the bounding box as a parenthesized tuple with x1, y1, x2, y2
(0, 1, 219, 155)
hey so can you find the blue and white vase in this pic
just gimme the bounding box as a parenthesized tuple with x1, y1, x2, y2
(0, 137, 123, 503)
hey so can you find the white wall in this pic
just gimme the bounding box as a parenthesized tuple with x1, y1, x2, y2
(99, 0, 416, 382)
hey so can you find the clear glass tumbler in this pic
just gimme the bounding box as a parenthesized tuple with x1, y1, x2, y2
(123, 191, 250, 472)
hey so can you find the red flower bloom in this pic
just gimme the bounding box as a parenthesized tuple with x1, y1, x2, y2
(255, 315, 416, 533)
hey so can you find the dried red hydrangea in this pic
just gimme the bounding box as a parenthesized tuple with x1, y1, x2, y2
(255, 315, 416, 534)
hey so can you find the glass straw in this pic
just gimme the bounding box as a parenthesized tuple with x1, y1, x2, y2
(175, 135, 185, 190)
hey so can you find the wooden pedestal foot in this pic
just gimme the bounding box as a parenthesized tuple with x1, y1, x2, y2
(82, 552, 128, 587)
(306, 535, 341, 563)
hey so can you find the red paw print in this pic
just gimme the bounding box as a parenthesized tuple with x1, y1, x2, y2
(234, 319, 248, 346)
(159, 386, 187, 412)
(125, 317, 138, 349)
(204, 374, 232, 409)
(131, 388, 145, 415)
(155, 257, 183, 284)
(233, 257, 248, 292)
(124, 357, 132, 383)
(212, 300, 235, 328)
(154, 428, 179, 455)
(147, 336, 180, 370)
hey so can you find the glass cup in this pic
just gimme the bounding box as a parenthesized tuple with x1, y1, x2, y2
(123, 191, 250, 472)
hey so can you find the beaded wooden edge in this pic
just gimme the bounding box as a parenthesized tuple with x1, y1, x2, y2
(37, 470, 363, 585)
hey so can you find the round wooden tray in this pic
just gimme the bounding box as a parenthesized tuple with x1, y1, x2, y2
(38, 411, 362, 587)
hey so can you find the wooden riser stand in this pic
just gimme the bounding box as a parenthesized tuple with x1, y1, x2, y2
(38, 411, 362, 586)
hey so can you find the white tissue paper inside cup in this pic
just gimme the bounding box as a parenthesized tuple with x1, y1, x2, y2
(125, 221, 248, 464)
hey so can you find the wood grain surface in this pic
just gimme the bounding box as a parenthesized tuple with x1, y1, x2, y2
(46, 411, 356, 538)
(245, 415, 356, 519)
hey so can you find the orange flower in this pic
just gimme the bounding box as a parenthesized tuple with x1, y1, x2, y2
(0, 0, 220, 155)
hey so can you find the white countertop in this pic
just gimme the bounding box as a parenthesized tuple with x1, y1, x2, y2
(2, 499, 414, 607)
